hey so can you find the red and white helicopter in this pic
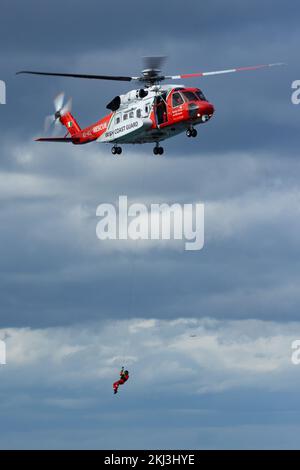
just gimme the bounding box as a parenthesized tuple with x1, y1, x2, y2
(17, 57, 282, 155)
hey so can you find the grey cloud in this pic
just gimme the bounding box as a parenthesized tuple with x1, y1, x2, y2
(0, 143, 300, 326)
(1, 317, 300, 449)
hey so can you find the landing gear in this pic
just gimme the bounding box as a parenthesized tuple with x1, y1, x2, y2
(186, 128, 197, 138)
(111, 146, 122, 155)
(153, 144, 164, 156)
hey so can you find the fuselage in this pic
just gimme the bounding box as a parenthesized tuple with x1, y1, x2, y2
(60, 84, 214, 145)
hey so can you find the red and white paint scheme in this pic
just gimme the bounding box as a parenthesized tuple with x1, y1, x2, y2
(17, 58, 283, 155)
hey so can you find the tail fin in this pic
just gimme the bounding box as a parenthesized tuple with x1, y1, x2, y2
(60, 112, 81, 136)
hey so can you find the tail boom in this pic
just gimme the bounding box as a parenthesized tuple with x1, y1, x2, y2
(60, 112, 81, 136)
(36, 112, 113, 145)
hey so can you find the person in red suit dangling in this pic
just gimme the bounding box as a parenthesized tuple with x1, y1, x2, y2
(113, 367, 129, 394)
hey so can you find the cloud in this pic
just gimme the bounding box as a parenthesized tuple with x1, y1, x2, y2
(1, 143, 300, 327)
(1, 317, 299, 395)
(206, 186, 300, 241)
(2, 316, 300, 449)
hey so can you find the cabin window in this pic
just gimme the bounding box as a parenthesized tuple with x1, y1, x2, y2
(145, 105, 149, 114)
(136, 109, 141, 118)
(123, 113, 128, 121)
(172, 92, 184, 107)
(129, 111, 134, 118)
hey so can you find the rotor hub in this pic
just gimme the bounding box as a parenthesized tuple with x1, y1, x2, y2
(141, 68, 164, 85)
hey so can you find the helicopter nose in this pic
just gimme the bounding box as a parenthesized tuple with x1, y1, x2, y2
(205, 102, 214, 115)
(188, 101, 214, 121)
(198, 102, 214, 121)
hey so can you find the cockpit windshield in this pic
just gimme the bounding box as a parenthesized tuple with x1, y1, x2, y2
(182, 90, 207, 102)
(182, 91, 198, 102)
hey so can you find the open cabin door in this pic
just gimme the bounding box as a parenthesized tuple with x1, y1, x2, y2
(155, 93, 168, 127)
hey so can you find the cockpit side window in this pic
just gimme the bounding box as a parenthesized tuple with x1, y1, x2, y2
(195, 90, 207, 101)
(172, 92, 184, 107)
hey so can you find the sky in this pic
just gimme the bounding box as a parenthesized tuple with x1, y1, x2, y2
(0, 0, 300, 450)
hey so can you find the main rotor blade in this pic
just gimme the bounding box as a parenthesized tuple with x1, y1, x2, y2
(166, 62, 285, 80)
(17, 70, 133, 81)
(142, 56, 167, 71)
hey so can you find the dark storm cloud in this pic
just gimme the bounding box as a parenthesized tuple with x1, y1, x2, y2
(0, 0, 297, 55)
(0, 0, 298, 156)
(0, 143, 300, 327)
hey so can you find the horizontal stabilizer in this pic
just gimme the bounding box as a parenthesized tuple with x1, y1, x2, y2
(35, 137, 73, 143)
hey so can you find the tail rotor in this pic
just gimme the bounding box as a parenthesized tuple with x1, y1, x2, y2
(44, 92, 72, 133)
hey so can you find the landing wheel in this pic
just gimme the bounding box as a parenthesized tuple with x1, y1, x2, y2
(186, 129, 192, 138)
(153, 145, 164, 156)
(112, 146, 122, 155)
(191, 129, 197, 138)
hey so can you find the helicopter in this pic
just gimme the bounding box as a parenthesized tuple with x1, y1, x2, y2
(17, 57, 283, 155)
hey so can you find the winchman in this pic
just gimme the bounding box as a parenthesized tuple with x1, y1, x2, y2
(113, 367, 129, 395)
